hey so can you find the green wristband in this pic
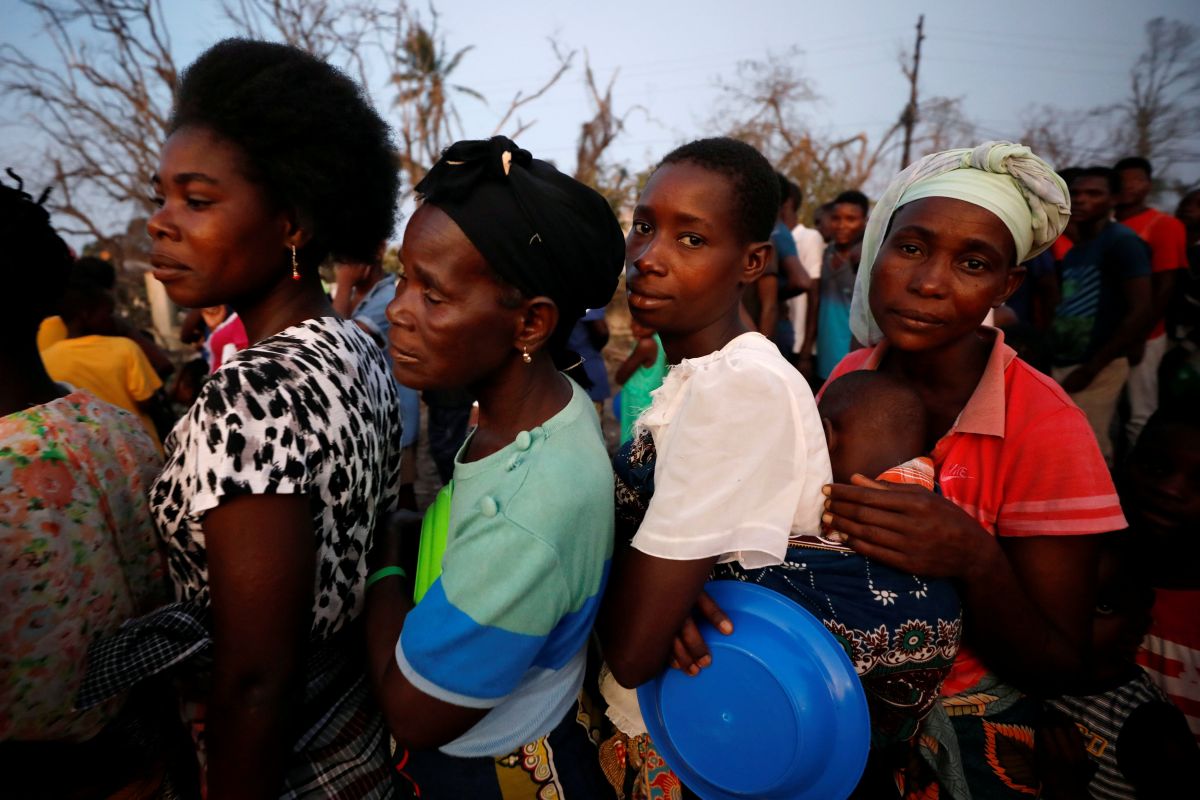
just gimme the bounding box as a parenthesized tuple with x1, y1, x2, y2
(365, 565, 407, 590)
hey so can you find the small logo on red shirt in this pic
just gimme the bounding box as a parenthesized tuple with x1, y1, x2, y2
(941, 464, 971, 482)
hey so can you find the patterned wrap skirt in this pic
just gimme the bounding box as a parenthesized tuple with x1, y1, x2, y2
(391, 701, 614, 800)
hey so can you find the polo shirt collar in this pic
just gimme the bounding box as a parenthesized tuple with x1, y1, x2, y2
(861, 327, 1015, 438)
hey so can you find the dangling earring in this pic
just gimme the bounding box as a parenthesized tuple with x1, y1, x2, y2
(291, 244, 300, 281)
(522, 346, 532, 364)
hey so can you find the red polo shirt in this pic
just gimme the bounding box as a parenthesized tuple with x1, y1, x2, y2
(1121, 208, 1189, 339)
(825, 329, 1125, 694)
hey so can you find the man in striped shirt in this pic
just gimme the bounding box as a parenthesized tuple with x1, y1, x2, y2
(1050, 166, 1153, 465)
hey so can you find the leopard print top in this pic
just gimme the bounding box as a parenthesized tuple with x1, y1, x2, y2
(151, 316, 403, 639)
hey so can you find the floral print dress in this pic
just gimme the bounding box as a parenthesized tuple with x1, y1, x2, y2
(0, 390, 164, 741)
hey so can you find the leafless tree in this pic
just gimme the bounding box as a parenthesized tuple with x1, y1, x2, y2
(1110, 17, 1200, 177)
(710, 49, 976, 212)
(487, 39, 574, 141)
(1, 0, 178, 240)
(384, 5, 482, 188)
(3, 0, 577, 244)
(1019, 17, 1199, 186)
(572, 53, 645, 214)
(221, 0, 382, 88)
(1017, 104, 1114, 170)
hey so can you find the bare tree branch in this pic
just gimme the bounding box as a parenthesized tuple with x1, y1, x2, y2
(571, 51, 646, 214)
(489, 38, 575, 140)
(1019, 16, 1199, 190)
(1, 0, 180, 239)
(709, 47, 985, 211)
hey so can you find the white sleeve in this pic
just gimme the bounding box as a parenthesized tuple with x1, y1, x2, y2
(631, 353, 830, 569)
(797, 228, 825, 278)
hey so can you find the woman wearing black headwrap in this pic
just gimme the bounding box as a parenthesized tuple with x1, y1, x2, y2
(365, 137, 623, 799)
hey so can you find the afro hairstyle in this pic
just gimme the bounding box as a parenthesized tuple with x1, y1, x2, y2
(169, 38, 398, 267)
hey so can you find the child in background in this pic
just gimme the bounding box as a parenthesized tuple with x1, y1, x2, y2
(1124, 407, 1200, 745)
(39, 278, 171, 449)
(1042, 536, 1200, 799)
(802, 189, 869, 381)
(569, 306, 613, 419)
(205, 308, 248, 372)
(614, 320, 667, 445)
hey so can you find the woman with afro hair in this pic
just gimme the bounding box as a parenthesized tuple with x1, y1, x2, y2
(83, 39, 404, 798)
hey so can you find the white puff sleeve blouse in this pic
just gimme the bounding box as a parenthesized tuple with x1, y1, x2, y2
(630, 332, 831, 569)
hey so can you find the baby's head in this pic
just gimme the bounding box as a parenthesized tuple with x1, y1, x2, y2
(818, 371, 927, 483)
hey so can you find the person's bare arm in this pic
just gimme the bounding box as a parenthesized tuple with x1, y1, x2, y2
(1061, 275, 1152, 393)
(755, 274, 779, 337)
(799, 279, 820, 359)
(1149, 269, 1181, 329)
(598, 548, 719, 688)
(615, 337, 658, 386)
(364, 513, 488, 749)
(203, 494, 315, 800)
(331, 265, 371, 318)
(779, 253, 812, 297)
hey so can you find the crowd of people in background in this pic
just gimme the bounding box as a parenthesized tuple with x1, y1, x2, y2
(3, 34, 1200, 800)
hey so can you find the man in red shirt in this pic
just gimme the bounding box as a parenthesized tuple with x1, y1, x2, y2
(1114, 156, 1190, 447)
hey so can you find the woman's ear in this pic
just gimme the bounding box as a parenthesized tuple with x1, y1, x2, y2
(741, 240, 772, 287)
(513, 296, 560, 357)
(994, 263, 1027, 307)
(283, 207, 314, 251)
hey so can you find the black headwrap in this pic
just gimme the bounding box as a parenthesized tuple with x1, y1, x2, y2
(415, 137, 625, 348)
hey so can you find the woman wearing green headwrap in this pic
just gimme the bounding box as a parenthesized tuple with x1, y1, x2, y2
(821, 143, 1125, 798)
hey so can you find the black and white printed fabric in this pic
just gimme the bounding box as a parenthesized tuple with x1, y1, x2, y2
(150, 316, 403, 639)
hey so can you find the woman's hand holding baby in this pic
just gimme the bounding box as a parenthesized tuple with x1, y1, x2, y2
(822, 475, 1002, 581)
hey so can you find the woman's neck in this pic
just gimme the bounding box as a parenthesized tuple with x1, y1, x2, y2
(883, 330, 993, 445)
(0, 337, 68, 417)
(234, 276, 335, 344)
(659, 307, 748, 364)
(466, 355, 573, 463)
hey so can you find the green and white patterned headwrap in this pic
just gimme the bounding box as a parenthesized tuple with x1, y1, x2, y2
(850, 141, 1070, 345)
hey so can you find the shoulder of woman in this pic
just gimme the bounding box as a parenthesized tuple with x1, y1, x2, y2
(1004, 357, 1093, 431)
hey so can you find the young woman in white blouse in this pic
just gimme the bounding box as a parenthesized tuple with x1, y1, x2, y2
(597, 138, 962, 797)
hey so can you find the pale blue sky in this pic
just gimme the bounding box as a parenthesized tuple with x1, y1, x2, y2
(3, 0, 1198, 241)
